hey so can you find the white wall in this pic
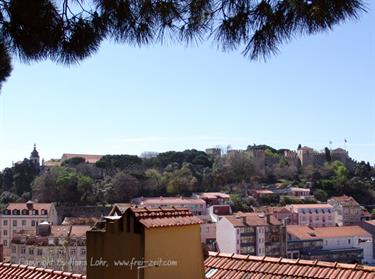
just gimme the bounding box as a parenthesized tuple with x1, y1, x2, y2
(216, 217, 237, 253)
(322, 236, 373, 264)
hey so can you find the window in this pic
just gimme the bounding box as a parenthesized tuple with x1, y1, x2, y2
(29, 248, 34, 255)
(81, 249, 86, 256)
(70, 249, 76, 256)
(3, 240, 7, 246)
(31, 220, 36, 226)
(348, 239, 351, 244)
(3, 230, 7, 236)
(11, 246, 16, 253)
(21, 247, 26, 254)
(37, 249, 43, 256)
(3, 220, 8, 226)
(12, 220, 17, 227)
(22, 220, 26, 226)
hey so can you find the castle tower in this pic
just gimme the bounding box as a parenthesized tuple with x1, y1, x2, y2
(30, 144, 40, 168)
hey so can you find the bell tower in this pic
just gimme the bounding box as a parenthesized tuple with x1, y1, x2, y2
(30, 143, 40, 168)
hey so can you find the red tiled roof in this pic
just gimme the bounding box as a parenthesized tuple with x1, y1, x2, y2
(287, 225, 371, 239)
(225, 212, 281, 227)
(329, 195, 360, 206)
(62, 217, 99, 226)
(70, 225, 91, 238)
(6, 202, 52, 211)
(131, 207, 203, 229)
(204, 252, 375, 279)
(0, 263, 86, 278)
(134, 196, 206, 205)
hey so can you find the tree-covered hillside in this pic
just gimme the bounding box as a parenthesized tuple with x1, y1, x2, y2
(0, 148, 374, 208)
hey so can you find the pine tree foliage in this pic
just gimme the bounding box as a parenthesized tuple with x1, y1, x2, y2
(0, 0, 366, 88)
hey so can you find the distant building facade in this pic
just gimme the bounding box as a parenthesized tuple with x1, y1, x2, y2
(10, 222, 89, 274)
(286, 204, 336, 228)
(192, 192, 230, 206)
(328, 195, 362, 226)
(287, 225, 373, 264)
(0, 201, 58, 252)
(216, 212, 287, 257)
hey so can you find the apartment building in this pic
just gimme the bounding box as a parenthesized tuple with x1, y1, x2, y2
(286, 204, 335, 227)
(131, 196, 206, 215)
(327, 195, 362, 226)
(216, 212, 287, 257)
(287, 225, 373, 264)
(10, 222, 89, 274)
(0, 201, 58, 253)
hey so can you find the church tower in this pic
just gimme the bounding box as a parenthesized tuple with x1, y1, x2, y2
(30, 144, 40, 168)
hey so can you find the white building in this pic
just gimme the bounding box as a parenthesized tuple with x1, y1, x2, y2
(216, 213, 286, 257)
(199, 205, 232, 251)
(0, 201, 58, 254)
(287, 225, 374, 264)
(286, 204, 336, 227)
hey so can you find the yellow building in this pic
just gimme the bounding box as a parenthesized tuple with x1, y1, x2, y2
(87, 207, 205, 279)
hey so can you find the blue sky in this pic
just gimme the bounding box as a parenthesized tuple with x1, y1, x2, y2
(0, 4, 374, 169)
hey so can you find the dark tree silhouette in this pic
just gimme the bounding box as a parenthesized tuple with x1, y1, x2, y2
(0, 0, 366, 88)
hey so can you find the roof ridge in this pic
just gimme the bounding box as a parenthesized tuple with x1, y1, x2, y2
(208, 253, 375, 272)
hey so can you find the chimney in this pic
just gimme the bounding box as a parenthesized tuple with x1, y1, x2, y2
(37, 221, 51, 237)
(26, 200, 33, 210)
(266, 214, 271, 224)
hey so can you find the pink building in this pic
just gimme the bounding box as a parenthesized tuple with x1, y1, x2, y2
(286, 204, 336, 227)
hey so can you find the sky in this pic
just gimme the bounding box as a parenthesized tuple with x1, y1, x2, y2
(0, 3, 374, 169)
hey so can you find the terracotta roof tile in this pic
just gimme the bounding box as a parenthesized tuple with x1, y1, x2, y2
(133, 196, 206, 205)
(130, 207, 203, 228)
(0, 263, 86, 279)
(287, 225, 371, 239)
(6, 202, 52, 211)
(225, 212, 281, 227)
(204, 252, 375, 279)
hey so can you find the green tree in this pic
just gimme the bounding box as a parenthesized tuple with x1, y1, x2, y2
(1, 168, 13, 191)
(104, 172, 140, 203)
(12, 159, 38, 196)
(165, 166, 198, 195)
(0, 0, 365, 89)
(313, 189, 328, 202)
(62, 157, 86, 167)
(229, 194, 256, 212)
(77, 175, 96, 204)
